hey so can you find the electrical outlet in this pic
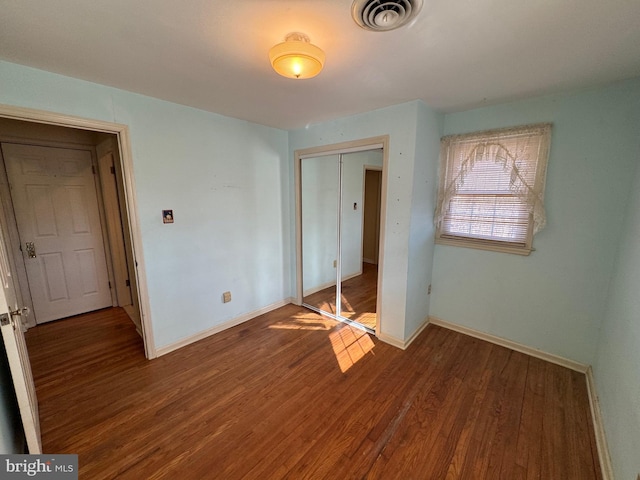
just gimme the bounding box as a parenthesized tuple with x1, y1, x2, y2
(333, 260, 337, 268)
(222, 291, 232, 303)
(427, 284, 432, 295)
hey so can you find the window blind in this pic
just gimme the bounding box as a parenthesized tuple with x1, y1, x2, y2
(435, 124, 551, 249)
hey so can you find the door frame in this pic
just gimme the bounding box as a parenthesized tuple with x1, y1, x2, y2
(0, 104, 156, 358)
(294, 135, 389, 337)
(361, 165, 383, 265)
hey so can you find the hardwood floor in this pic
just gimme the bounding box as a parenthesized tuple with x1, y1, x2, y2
(25, 306, 602, 479)
(303, 262, 377, 330)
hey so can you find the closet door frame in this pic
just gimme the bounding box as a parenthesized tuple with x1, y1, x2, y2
(294, 136, 389, 336)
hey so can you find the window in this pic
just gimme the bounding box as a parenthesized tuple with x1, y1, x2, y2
(434, 123, 551, 255)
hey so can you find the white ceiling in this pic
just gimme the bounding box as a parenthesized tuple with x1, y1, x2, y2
(1, 0, 640, 130)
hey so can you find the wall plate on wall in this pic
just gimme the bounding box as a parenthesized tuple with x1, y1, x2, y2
(162, 210, 174, 224)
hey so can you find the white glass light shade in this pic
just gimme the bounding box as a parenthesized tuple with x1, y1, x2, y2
(269, 34, 325, 79)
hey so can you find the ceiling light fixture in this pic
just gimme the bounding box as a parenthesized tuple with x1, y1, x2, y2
(269, 33, 325, 79)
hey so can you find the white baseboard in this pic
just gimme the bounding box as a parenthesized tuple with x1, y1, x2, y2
(377, 317, 429, 350)
(155, 297, 294, 357)
(427, 316, 588, 373)
(376, 332, 405, 349)
(585, 367, 614, 480)
(403, 317, 429, 349)
(302, 271, 361, 297)
(303, 279, 335, 297)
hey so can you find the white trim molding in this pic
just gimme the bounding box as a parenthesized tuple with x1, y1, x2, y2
(403, 317, 430, 349)
(155, 298, 294, 357)
(427, 316, 588, 373)
(0, 103, 157, 359)
(585, 367, 614, 480)
(375, 332, 405, 349)
(294, 135, 390, 340)
(377, 317, 429, 350)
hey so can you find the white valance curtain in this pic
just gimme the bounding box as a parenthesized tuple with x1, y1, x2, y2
(435, 123, 552, 237)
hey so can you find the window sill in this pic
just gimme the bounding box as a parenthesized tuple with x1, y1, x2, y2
(435, 236, 533, 256)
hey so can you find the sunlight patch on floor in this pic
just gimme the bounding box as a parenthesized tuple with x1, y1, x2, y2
(339, 295, 354, 313)
(329, 326, 375, 373)
(268, 312, 337, 331)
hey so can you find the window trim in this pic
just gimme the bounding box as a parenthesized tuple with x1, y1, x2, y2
(434, 123, 551, 256)
(436, 224, 534, 255)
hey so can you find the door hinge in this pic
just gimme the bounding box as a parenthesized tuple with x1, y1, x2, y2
(92, 165, 97, 174)
(110, 166, 116, 174)
(125, 279, 130, 287)
(108, 281, 112, 289)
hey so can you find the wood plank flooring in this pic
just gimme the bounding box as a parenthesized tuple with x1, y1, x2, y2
(303, 263, 377, 330)
(25, 306, 602, 479)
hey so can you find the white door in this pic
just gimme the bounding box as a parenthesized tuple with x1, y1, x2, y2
(2, 143, 112, 323)
(0, 206, 41, 453)
(98, 152, 132, 307)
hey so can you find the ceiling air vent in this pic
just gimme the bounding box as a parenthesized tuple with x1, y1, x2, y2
(352, 0, 423, 32)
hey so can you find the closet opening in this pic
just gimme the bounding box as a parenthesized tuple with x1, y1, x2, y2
(294, 136, 388, 335)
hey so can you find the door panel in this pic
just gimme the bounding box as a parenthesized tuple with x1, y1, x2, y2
(2, 143, 112, 323)
(300, 150, 382, 333)
(77, 249, 100, 294)
(0, 194, 41, 453)
(339, 153, 380, 331)
(27, 185, 57, 236)
(363, 169, 382, 264)
(67, 186, 92, 233)
(301, 155, 339, 316)
(41, 253, 68, 300)
(97, 153, 132, 307)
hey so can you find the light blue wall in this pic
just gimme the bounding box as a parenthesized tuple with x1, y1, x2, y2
(289, 101, 441, 342)
(109, 95, 290, 347)
(404, 103, 443, 338)
(0, 60, 291, 349)
(594, 157, 640, 480)
(431, 78, 640, 364)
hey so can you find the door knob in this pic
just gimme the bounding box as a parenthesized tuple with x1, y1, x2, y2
(25, 242, 36, 258)
(10, 307, 29, 317)
(9, 307, 30, 332)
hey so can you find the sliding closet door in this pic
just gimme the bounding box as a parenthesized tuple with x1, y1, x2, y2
(338, 151, 383, 331)
(299, 148, 383, 332)
(338, 153, 361, 322)
(301, 155, 339, 316)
